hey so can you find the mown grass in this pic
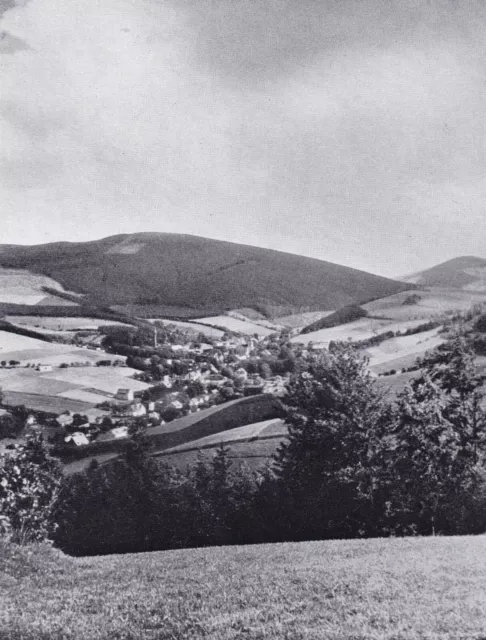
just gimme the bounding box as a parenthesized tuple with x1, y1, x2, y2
(1, 536, 486, 639)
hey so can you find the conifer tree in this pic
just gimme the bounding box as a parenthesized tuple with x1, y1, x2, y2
(274, 343, 392, 539)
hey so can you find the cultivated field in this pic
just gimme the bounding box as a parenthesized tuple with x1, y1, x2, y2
(363, 287, 486, 321)
(148, 318, 224, 338)
(155, 418, 288, 470)
(163, 418, 287, 453)
(0, 267, 78, 305)
(195, 315, 277, 336)
(291, 317, 428, 347)
(365, 328, 444, 374)
(0, 330, 122, 367)
(0, 365, 149, 413)
(6, 316, 129, 332)
(2, 536, 486, 639)
(275, 310, 334, 329)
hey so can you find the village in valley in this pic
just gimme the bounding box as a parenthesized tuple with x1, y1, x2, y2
(2, 244, 486, 473)
(0, 314, 295, 462)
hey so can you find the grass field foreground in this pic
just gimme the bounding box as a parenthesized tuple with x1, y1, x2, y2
(1, 536, 486, 639)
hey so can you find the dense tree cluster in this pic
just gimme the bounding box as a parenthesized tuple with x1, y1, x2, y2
(4, 334, 486, 553)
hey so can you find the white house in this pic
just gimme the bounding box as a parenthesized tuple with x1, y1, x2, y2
(115, 388, 134, 402)
(64, 432, 90, 446)
(37, 364, 53, 373)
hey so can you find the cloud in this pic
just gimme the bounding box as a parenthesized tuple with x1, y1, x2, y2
(0, 0, 29, 53)
(1, 0, 486, 275)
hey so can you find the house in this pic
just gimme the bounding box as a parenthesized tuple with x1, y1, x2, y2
(161, 375, 173, 389)
(56, 412, 74, 428)
(64, 432, 90, 447)
(115, 388, 134, 402)
(148, 411, 161, 423)
(111, 426, 129, 439)
(129, 402, 147, 418)
(36, 364, 53, 373)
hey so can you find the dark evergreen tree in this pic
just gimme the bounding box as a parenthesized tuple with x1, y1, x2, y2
(274, 344, 392, 539)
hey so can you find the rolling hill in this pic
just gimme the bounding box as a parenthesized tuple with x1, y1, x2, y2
(0, 233, 409, 316)
(402, 256, 486, 290)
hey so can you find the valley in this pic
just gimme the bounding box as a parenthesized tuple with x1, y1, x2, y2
(1, 243, 486, 473)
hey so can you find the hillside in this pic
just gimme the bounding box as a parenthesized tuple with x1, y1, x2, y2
(402, 256, 486, 290)
(0, 233, 409, 316)
(2, 536, 486, 639)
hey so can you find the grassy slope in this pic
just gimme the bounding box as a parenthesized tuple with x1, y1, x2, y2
(0, 233, 409, 314)
(2, 536, 486, 640)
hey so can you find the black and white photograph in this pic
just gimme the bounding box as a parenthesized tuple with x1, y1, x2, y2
(2, 0, 486, 638)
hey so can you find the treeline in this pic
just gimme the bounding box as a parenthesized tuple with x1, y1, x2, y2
(0, 319, 53, 343)
(4, 334, 486, 553)
(49, 335, 486, 555)
(0, 303, 141, 326)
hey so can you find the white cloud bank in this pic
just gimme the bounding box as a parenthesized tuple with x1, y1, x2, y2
(2, 0, 486, 276)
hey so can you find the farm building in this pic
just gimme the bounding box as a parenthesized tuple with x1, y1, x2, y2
(115, 388, 134, 402)
(64, 432, 90, 447)
(36, 364, 53, 372)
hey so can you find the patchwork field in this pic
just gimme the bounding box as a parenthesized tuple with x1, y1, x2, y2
(0, 330, 124, 367)
(148, 319, 224, 338)
(291, 317, 428, 347)
(363, 287, 486, 321)
(195, 315, 277, 336)
(2, 536, 486, 639)
(0, 267, 78, 305)
(163, 418, 287, 453)
(366, 328, 445, 374)
(6, 316, 130, 333)
(0, 365, 149, 413)
(275, 310, 334, 329)
(154, 418, 287, 470)
(1, 390, 96, 415)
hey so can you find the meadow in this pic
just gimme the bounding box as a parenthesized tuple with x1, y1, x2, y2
(290, 318, 427, 347)
(1, 536, 486, 639)
(0, 363, 149, 413)
(195, 315, 277, 336)
(0, 268, 75, 306)
(6, 316, 130, 332)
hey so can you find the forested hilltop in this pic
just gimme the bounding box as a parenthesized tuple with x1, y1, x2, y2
(0, 233, 409, 316)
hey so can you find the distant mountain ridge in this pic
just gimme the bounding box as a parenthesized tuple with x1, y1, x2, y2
(0, 233, 410, 316)
(401, 256, 486, 290)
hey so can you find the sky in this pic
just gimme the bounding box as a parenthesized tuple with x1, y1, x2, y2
(1, 0, 486, 278)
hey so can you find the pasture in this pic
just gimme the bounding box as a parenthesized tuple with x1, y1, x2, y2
(195, 315, 277, 336)
(148, 318, 224, 338)
(363, 286, 486, 321)
(365, 328, 444, 374)
(2, 536, 486, 639)
(0, 268, 76, 306)
(290, 317, 427, 347)
(6, 316, 130, 332)
(275, 309, 334, 329)
(0, 330, 124, 366)
(156, 418, 287, 470)
(0, 365, 149, 413)
(162, 418, 287, 453)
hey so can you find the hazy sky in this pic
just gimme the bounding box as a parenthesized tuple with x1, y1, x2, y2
(1, 0, 486, 277)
